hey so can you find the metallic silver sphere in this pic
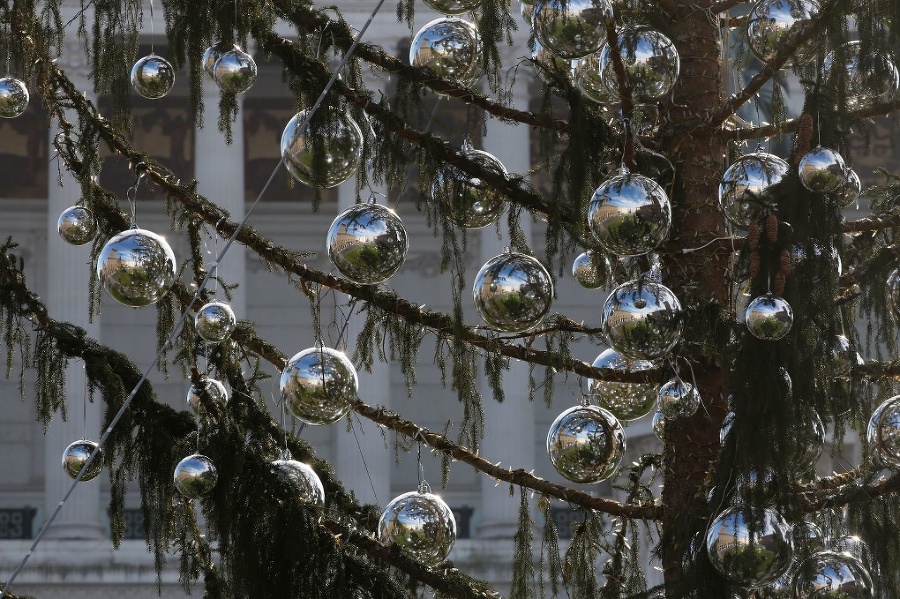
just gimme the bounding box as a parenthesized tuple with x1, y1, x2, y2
(601, 279, 683, 360)
(825, 334, 863, 378)
(213, 46, 258, 94)
(473, 251, 554, 333)
(173, 454, 218, 499)
(186, 377, 229, 416)
(326, 202, 409, 285)
(531, 38, 577, 83)
(599, 26, 680, 102)
(658, 378, 700, 419)
(57, 205, 97, 246)
(788, 241, 842, 283)
(747, 0, 819, 64)
(745, 293, 793, 341)
(824, 41, 900, 109)
(867, 395, 900, 468)
(589, 348, 658, 421)
(271, 459, 325, 507)
(422, 0, 482, 14)
(835, 168, 861, 207)
(96, 228, 177, 307)
(705, 505, 794, 588)
(786, 409, 825, 474)
(203, 42, 232, 78)
(195, 301, 237, 343)
(281, 108, 363, 188)
(130, 53, 175, 99)
(572, 251, 611, 289)
(888, 268, 900, 324)
(652, 411, 666, 442)
(546, 404, 626, 483)
(0, 76, 29, 118)
(62, 439, 103, 481)
(792, 551, 874, 598)
(430, 148, 507, 228)
(718, 152, 789, 228)
(575, 51, 615, 104)
(799, 146, 847, 193)
(409, 18, 483, 89)
(279, 345, 357, 425)
(378, 489, 456, 565)
(533, 0, 614, 59)
(720, 410, 735, 445)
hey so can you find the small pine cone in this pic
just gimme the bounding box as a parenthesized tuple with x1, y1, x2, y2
(766, 212, 778, 244)
(794, 113, 814, 164)
(748, 222, 760, 251)
(749, 252, 761, 280)
(780, 249, 791, 278)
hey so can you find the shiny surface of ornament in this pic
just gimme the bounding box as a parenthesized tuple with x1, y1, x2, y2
(533, 0, 614, 59)
(531, 39, 576, 82)
(378, 489, 456, 565)
(786, 409, 825, 474)
(589, 348, 658, 421)
(186, 378, 229, 416)
(652, 411, 666, 442)
(195, 301, 237, 343)
(130, 54, 175, 99)
(601, 279, 683, 360)
(410, 18, 483, 89)
(572, 251, 611, 289)
(720, 410, 735, 445)
(799, 146, 847, 193)
(792, 551, 873, 598)
(280, 345, 357, 425)
(203, 43, 232, 78)
(658, 378, 700, 418)
(327, 202, 408, 285)
(473, 252, 553, 333)
(825, 334, 863, 377)
(173, 454, 218, 499)
(599, 26, 680, 102)
(718, 152, 789, 228)
(0, 76, 29, 118)
(422, 0, 482, 14)
(835, 168, 861, 208)
(281, 108, 363, 188)
(97, 228, 177, 307)
(824, 41, 900, 109)
(788, 242, 842, 283)
(867, 395, 900, 468)
(745, 293, 793, 340)
(587, 167, 672, 256)
(431, 148, 507, 228)
(271, 459, 325, 506)
(213, 46, 258, 94)
(888, 268, 900, 324)
(705, 505, 794, 588)
(62, 440, 103, 481)
(575, 50, 615, 104)
(746, 0, 819, 63)
(546, 404, 626, 483)
(57, 206, 97, 245)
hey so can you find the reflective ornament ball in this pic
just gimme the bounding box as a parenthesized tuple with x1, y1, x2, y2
(718, 152, 789, 228)
(280, 345, 357, 425)
(799, 146, 847, 193)
(835, 168, 861, 208)
(96, 228, 177, 307)
(587, 167, 672, 256)
(599, 26, 680, 102)
(533, 0, 614, 59)
(173, 454, 218, 499)
(0, 76, 29, 118)
(410, 18, 483, 89)
(705, 505, 794, 588)
(281, 108, 363, 188)
(746, 0, 819, 64)
(326, 202, 409, 285)
(867, 395, 900, 468)
(202, 43, 231, 78)
(789, 242, 842, 283)
(824, 41, 900, 109)
(546, 404, 626, 483)
(422, 0, 482, 14)
(378, 489, 456, 565)
(130, 54, 175, 99)
(572, 251, 611, 289)
(57, 205, 97, 245)
(186, 377, 229, 416)
(745, 293, 793, 341)
(589, 348, 658, 421)
(825, 334, 863, 378)
(531, 39, 577, 82)
(430, 148, 506, 228)
(785, 409, 825, 474)
(793, 551, 874, 598)
(271, 459, 325, 507)
(601, 279, 683, 360)
(213, 46, 257, 94)
(652, 411, 666, 442)
(62, 439, 103, 482)
(720, 410, 735, 445)
(575, 50, 616, 104)
(658, 378, 700, 419)
(473, 252, 554, 333)
(195, 301, 237, 343)
(887, 268, 900, 323)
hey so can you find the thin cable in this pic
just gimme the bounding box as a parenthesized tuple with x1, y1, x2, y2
(148, 0, 155, 55)
(351, 414, 380, 504)
(393, 99, 441, 210)
(81, 361, 88, 440)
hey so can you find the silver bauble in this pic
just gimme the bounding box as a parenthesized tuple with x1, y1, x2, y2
(786, 409, 825, 474)
(96, 228, 177, 307)
(546, 404, 626, 483)
(705, 505, 794, 588)
(326, 202, 409, 285)
(825, 334, 863, 378)
(130, 54, 175, 99)
(531, 38, 577, 82)
(866, 395, 900, 468)
(718, 152, 789, 228)
(720, 410, 735, 445)
(756, 574, 795, 598)
(832, 535, 878, 576)
(824, 41, 900, 109)
(575, 50, 616, 104)
(745, 293, 793, 341)
(62, 439, 103, 482)
(652, 411, 666, 442)
(589, 348, 658, 421)
(409, 18, 483, 89)
(473, 252, 553, 333)
(835, 168, 861, 208)
(887, 267, 900, 323)
(799, 146, 847, 193)
(430, 148, 507, 228)
(0, 76, 29, 118)
(203, 43, 232, 78)
(572, 251, 611, 289)
(378, 489, 456, 565)
(57, 205, 97, 245)
(658, 378, 700, 419)
(422, 0, 482, 14)
(599, 26, 680, 102)
(533, 0, 614, 59)
(792, 551, 873, 598)
(173, 454, 218, 499)
(746, 0, 819, 64)
(195, 301, 237, 343)
(279, 345, 357, 425)
(213, 46, 258, 94)
(271, 459, 325, 507)
(791, 521, 825, 555)
(280, 108, 363, 188)
(186, 377, 229, 416)
(601, 279, 683, 360)
(789, 242, 842, 283)
(587, 167, 672, 256)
